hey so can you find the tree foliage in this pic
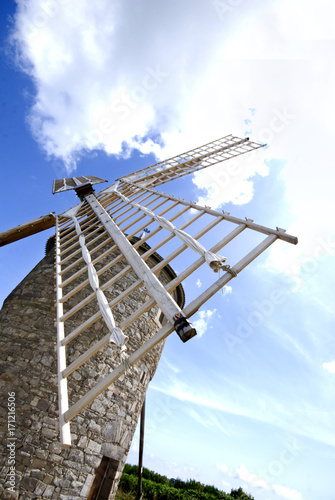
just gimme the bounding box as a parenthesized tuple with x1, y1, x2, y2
(118, 465, 255, 500)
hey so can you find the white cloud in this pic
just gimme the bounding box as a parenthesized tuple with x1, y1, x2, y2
(10, 0, 335, 279)
(192, 308, 217, 338)
(10, 0, 246, 170)
(216, 463, 230, 475)
(151, 372, 335, 447)
(163, 357, 181, 375)
(273, 484, 302, 500)
(187, 408, 231, 436)
(217, 463, 304, 499)
(223, 285, 232, 295)
(151, 377, 250, 420)
(322, 361, 335, 374)
(236, 463, 268, 490)
(196, 278, 202, 288)
(192, 149, 270, 208)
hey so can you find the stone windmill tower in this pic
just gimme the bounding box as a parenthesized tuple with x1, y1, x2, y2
(0, 135, 298, 499)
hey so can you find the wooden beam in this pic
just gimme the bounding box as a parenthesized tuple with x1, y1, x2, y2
(55, 217, 72, 446)
(85, 194, 190, 327)
(126, 182, 298, 245)
(0, 213, 56, 247)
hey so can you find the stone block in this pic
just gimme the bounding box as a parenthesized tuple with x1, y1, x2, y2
(34, 480, 47, 496)
(48, 454, 63, 465)
(80, 474, 94, 497)
(101, 442, 125, 461)
(68, 449, 84, 464)
(84, 453, 101, 468)
(20, 444, 34, 456)
(30, 421, 42, 432)
(62, 460, 82, 471)
(41, 427, 55, 440)
(30, 396, 39, 407)
(90, 400, 106, 415)
(37, 399, 50, 411)
(88, 420, 101, 435)
(31, 469, 45, 480)
(101, 420, 118, 441)
(0, 489, 19, 499)
(71, 480, 84, 489)
(44, 474, 53, 485)
(42, 485, 55, 498)
(49, 442, 62, 454)
(87, 439, 101, 454)
(31, 458, 47, 469)
(21, 476, 38, 492)
(59, 479, 71, 488)
(64, 469, 77, 482)
(35, 449, 49, 460)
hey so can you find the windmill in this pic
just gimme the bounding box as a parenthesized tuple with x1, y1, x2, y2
(0, 134, 298, 499)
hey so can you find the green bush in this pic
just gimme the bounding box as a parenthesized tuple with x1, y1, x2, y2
(230, 487, 254, 499)
(119, 473, 137, 494)
(118, 465, 255, 500)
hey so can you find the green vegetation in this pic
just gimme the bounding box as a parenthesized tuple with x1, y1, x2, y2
(116, 464, 255, 500)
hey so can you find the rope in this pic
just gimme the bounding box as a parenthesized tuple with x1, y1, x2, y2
(227, 268, 238, 277)
(63, 205, 127, 348)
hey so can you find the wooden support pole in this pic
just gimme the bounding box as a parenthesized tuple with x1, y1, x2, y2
(136, 398, 146, 500)
(0, 213, 55, 247)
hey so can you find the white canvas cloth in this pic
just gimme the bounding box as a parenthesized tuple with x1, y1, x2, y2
(64, 208, 127, 347)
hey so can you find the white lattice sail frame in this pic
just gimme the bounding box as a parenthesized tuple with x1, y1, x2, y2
(53, 135, 298, 445)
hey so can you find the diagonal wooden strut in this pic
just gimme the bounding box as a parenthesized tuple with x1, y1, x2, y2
(85, 193, 197, 342)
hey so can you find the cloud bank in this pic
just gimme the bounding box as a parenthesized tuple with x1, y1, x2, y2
(9, 0, 335, 273)
(11, 0, 245, 168)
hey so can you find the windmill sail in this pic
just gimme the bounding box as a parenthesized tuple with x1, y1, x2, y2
(53, 175, 107, 194)
(0, 133, 297, 446)
(55, 166, 297, 445)
(117, 135, 264, 187)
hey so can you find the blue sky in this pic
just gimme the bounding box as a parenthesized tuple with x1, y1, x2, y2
(1, 1, 334, 499)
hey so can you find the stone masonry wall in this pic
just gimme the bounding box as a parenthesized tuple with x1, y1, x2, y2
(0, 236, 181, 499)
